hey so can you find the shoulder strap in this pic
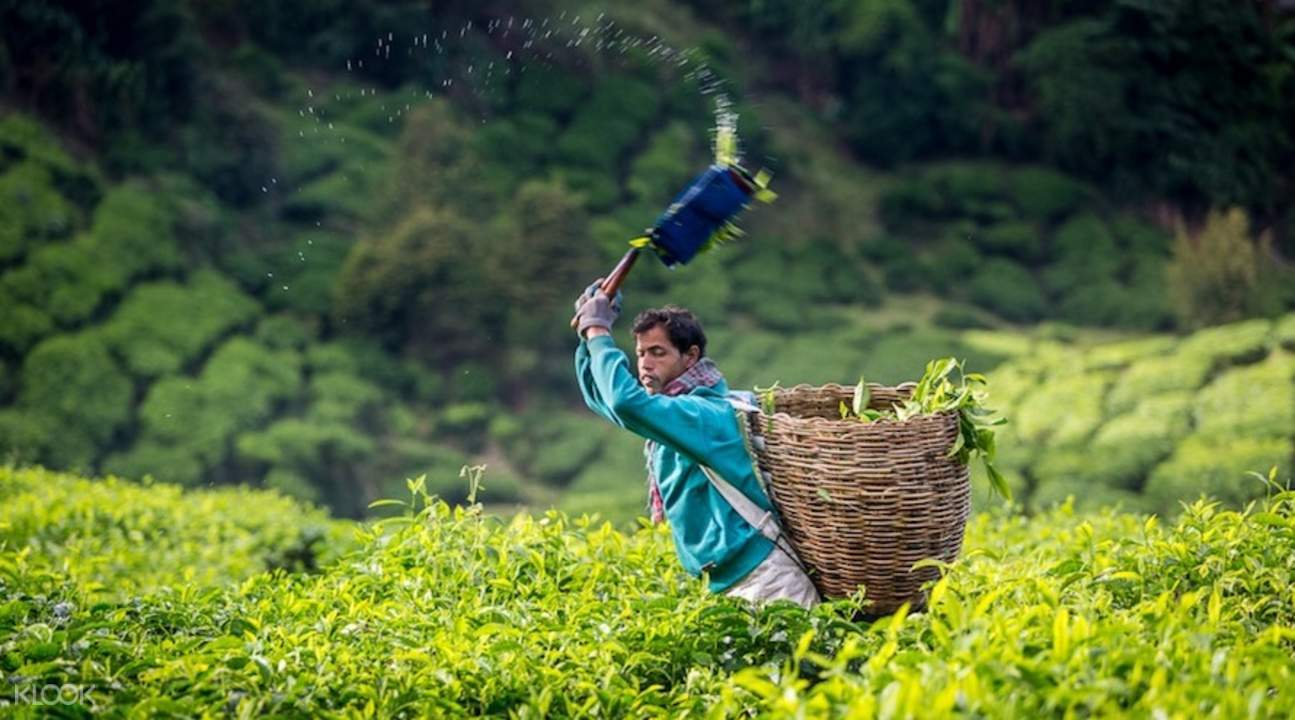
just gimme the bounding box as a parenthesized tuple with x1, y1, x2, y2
(698, 464, 780, 543)
(698, 463, 811, 578)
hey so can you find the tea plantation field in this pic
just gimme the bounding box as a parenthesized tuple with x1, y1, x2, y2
(3, 465, 1294, 717)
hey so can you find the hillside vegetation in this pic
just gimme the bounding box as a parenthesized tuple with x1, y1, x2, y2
(2, 466, 1294, 716)
(0, 0, 1292, 520)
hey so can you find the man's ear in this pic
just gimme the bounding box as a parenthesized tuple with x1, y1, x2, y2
(684, 346, 701, 368)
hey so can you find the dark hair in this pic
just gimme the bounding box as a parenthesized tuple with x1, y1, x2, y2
(632, 305, 707, 357)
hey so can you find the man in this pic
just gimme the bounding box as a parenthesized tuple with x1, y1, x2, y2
(572, 281, 820, 609)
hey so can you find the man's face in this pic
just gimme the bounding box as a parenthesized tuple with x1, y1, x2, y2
(634, 325, 698, 394)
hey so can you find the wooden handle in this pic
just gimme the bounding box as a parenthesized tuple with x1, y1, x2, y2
(601, 247, 640, 297)
(571, 248, 641, 330)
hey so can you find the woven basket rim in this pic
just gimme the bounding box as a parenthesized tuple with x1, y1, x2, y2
(755, 381, 959, 430)
(756, 408, 960, 430)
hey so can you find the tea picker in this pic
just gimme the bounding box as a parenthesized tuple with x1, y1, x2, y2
(569, 127, 775, 327)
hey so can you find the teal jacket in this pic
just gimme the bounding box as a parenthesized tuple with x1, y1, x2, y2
(575, 334, 775, 592)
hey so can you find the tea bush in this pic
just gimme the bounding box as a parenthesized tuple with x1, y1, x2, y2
(1142, 434, 1292, 512)
(10, 333, 133, 470)
(100, 271, 261, 379)
(1105, 353, 1213, 415)
(0, 161, 77, 263)
(976, 221, 1043, 262)
(2, 467, 1294, 716)
(989, 315, 1294, 515)
(968, 259, 1046, 322)
(1192, 353, 1294, 439)
(0, 466, 353, 601)
(1007, 166, 1091, 223)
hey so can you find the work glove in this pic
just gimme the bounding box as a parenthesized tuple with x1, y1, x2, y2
(572, 278, 618, 311)
(574, 279, 622, 335)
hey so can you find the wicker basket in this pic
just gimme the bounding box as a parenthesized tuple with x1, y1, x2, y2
(742, 382, 971, 614)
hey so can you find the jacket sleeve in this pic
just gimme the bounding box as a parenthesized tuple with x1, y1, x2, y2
(580, 335, 726, 463)
(574, 338, 619, 425)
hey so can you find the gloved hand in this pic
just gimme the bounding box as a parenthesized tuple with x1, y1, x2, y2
(574, 279, 622, 335)
(573, 279, 622, 313)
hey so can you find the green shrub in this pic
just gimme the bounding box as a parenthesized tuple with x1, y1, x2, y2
(16, 333, 133, 468)
(923, 162, 1009, 221)
(9, 461, 1295, 715)
(1176, 317, 1273, 369)
(198, 338, 302, 429)
(976, 221, 1043, 261)
(1167, 208, 1270, 328)
(307, 371, 384, 424)
(261, 230, 355, 316)
(1070, 392, 1195, 490)
(932, 306, 994, 330)
(439, 402, 493, 436)
(560, 432, 655, 529)
(1039, 253, 1122, 301)
(922, 236, 982, 289)
(126, 339, 303, 484)
(255, 314, 313, 351)
(278, 115, 390, 186)
(739, 328, 869, 386)
(1106, 352, 1212, 414)
(263, 467, 320, 504)
(4, 184, 181, 326)
(0, 114, 75, 174)
(101, 270, 261, 379)
(1111, 215, 1170, 255)
(0, 291, 53, 354)
(1277, 313, 1295, 351)
(860, 329, 1007, 386)
(1054, 280, 1130, 326)
(556, 76, 660, 174)
(474, 112, 560, 184)
(0, 465, 350, 600)
(0, 160, 77, 262)
(1007, 166, 1091, 223)
(960, 331, 1047, 365)
(102, 441, 206, 488)
(877, 177, 947, 226)
(626, 121, 697, 205)
(88, 183, 182, 280)
(705, 330, 784, 389)
(513, 64, 589, 120)
(1052, 212, 1114, 259)
(550, 166, 620, 211)
(1030, 476, 1149, 514)
(1081, 336, 1173, 370)
(1115, 257, 1174, 330)
(0, 113, 99, 208)
(968, 259, 1047, 322)
(1144, 435, 1293, 516)
(859, 235, 910, 263)
(1192, 352, 1293, 439)
(0, 408, 53, 465)
(882, 254, 926, 293)
(1011, 370, 1111, 447)
(286, 163, 385, 221)
(237, 418, 376, 468)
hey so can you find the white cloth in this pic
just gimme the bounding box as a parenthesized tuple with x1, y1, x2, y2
(724, 544, 821, 609)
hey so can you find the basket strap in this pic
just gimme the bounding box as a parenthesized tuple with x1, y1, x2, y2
(698, 463, 811, 579)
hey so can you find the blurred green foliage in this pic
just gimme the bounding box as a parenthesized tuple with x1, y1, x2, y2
(101, 271, 261, 379)
(989, 315, 1294, 517)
